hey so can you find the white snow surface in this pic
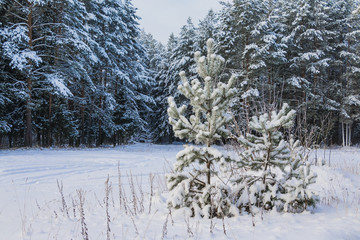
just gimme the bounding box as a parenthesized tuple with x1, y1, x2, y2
(0, 144, 359, 239)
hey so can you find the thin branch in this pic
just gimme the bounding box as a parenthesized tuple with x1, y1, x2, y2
(13, 0, 26, 9)
(36, 55, 68, 62)
(32, 36, 46, 43)
(33, 22, 63, 29)
(32, 15, 42, 27)
(189, 172, 206, 186)
(213, 171, 226, 185)
(8, 12, 27, 22)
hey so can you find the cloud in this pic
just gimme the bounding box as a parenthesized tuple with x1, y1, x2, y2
(133, 0, 222, 43)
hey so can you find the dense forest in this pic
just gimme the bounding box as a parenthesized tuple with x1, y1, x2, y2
(1, 0, 360, 148)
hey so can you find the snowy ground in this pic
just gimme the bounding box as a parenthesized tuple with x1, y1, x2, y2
(0, 144, 359, 239)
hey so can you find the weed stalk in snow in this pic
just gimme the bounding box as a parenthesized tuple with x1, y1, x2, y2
(105, 176, 112, 240)
(148, 173, 155, 214)
(118, 167, 128, 215)
(136, 174, 145, 213)
(222, 216, 227, 236)
(185, 215, 193, 237)
(128, 172, 137, 215)
(161, 210, 170, 240)
(129, 212, 139, 236)
(57, 179, 69, 217)
(71, 197, 76, 218)
(77, 189, 88, 240)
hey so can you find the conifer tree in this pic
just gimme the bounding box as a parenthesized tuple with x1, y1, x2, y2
(154, 18, 199, 143)
(166, 39, 237, 218)
(337, 1, 360, 146)
(139, 30, 167, 142)
(152, 34, 178, 143)
(235, 104, 317, 213)
(0, 0, 60, 146)
(197, 10, 219, 53)
(112, 0, 154, 144)
(217, 0, 272, 133)
(167, 18, 198, 103)
(0, 0, 153, 147)
(281, 137, 317, 212)
(281, 0, 337, 140)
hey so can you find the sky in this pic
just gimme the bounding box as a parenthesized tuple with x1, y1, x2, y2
(132, 0, 223, 44)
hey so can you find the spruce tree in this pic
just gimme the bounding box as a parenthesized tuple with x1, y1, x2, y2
(166, 39, 237, 218)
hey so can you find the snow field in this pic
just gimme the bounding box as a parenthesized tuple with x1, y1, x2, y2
(0, 144, 359, 239)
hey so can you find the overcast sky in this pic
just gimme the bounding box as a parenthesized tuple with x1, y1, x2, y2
(132, 0, 223, 44)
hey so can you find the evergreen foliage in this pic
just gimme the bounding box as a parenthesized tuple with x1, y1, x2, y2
(235, 104, 317, 213)
(0, 0, 153, 147)
(1, 0, 360, 147)
(166, 39, 237, 218)
(166, 39, 317, 217)
(153, 0, 360, 146)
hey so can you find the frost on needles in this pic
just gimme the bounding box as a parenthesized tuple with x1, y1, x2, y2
(166, 39, 317, 218)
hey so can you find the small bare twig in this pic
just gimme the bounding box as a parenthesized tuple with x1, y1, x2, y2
(185, 215, 193, 237)
(136, 175, 145, 213)
(77, 189, 88, 240)
(148, 173, 155, 214)
(105, 176, 112, 240)
(71, 197, 76, 218)
(161, 210, 170, 240)
(118, 165, 128, 214)
(57, 179, 69, 217)
(129, 211, 139, 236)
(128, 172, 137, 215)
(222, 216, 227, 236)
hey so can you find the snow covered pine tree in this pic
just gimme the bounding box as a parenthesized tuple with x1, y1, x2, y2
(235, 104, 317, 213)
(166, 39, 237, 218)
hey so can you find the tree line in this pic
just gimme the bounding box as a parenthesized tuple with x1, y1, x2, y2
(1, 0, 360, 148)
(0, 0, 153, 147)
(145, 0, 360, 147)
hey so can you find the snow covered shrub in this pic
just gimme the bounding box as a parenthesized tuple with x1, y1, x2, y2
(166, 39, 237, 218)
(234, 104, 317, 213)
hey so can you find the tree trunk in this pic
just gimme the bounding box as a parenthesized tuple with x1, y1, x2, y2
(37, 131, 42, 147)
(301, 70, 307, 143)
(346, 123, 349, 146)
(268, 68, 272, 105)
(97, 94, 102, 147)
(25, 98, 32, 147)
(245, 99, 250, 135)
(25, 2, 33, 147)
(80, 81, 85, 145)
(8, 133, 12, 148)
(342, 120, 345, 147)
(206, 161, 211, 185)
(349, 123, 352, 146)
(48, 94, 52, 146)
